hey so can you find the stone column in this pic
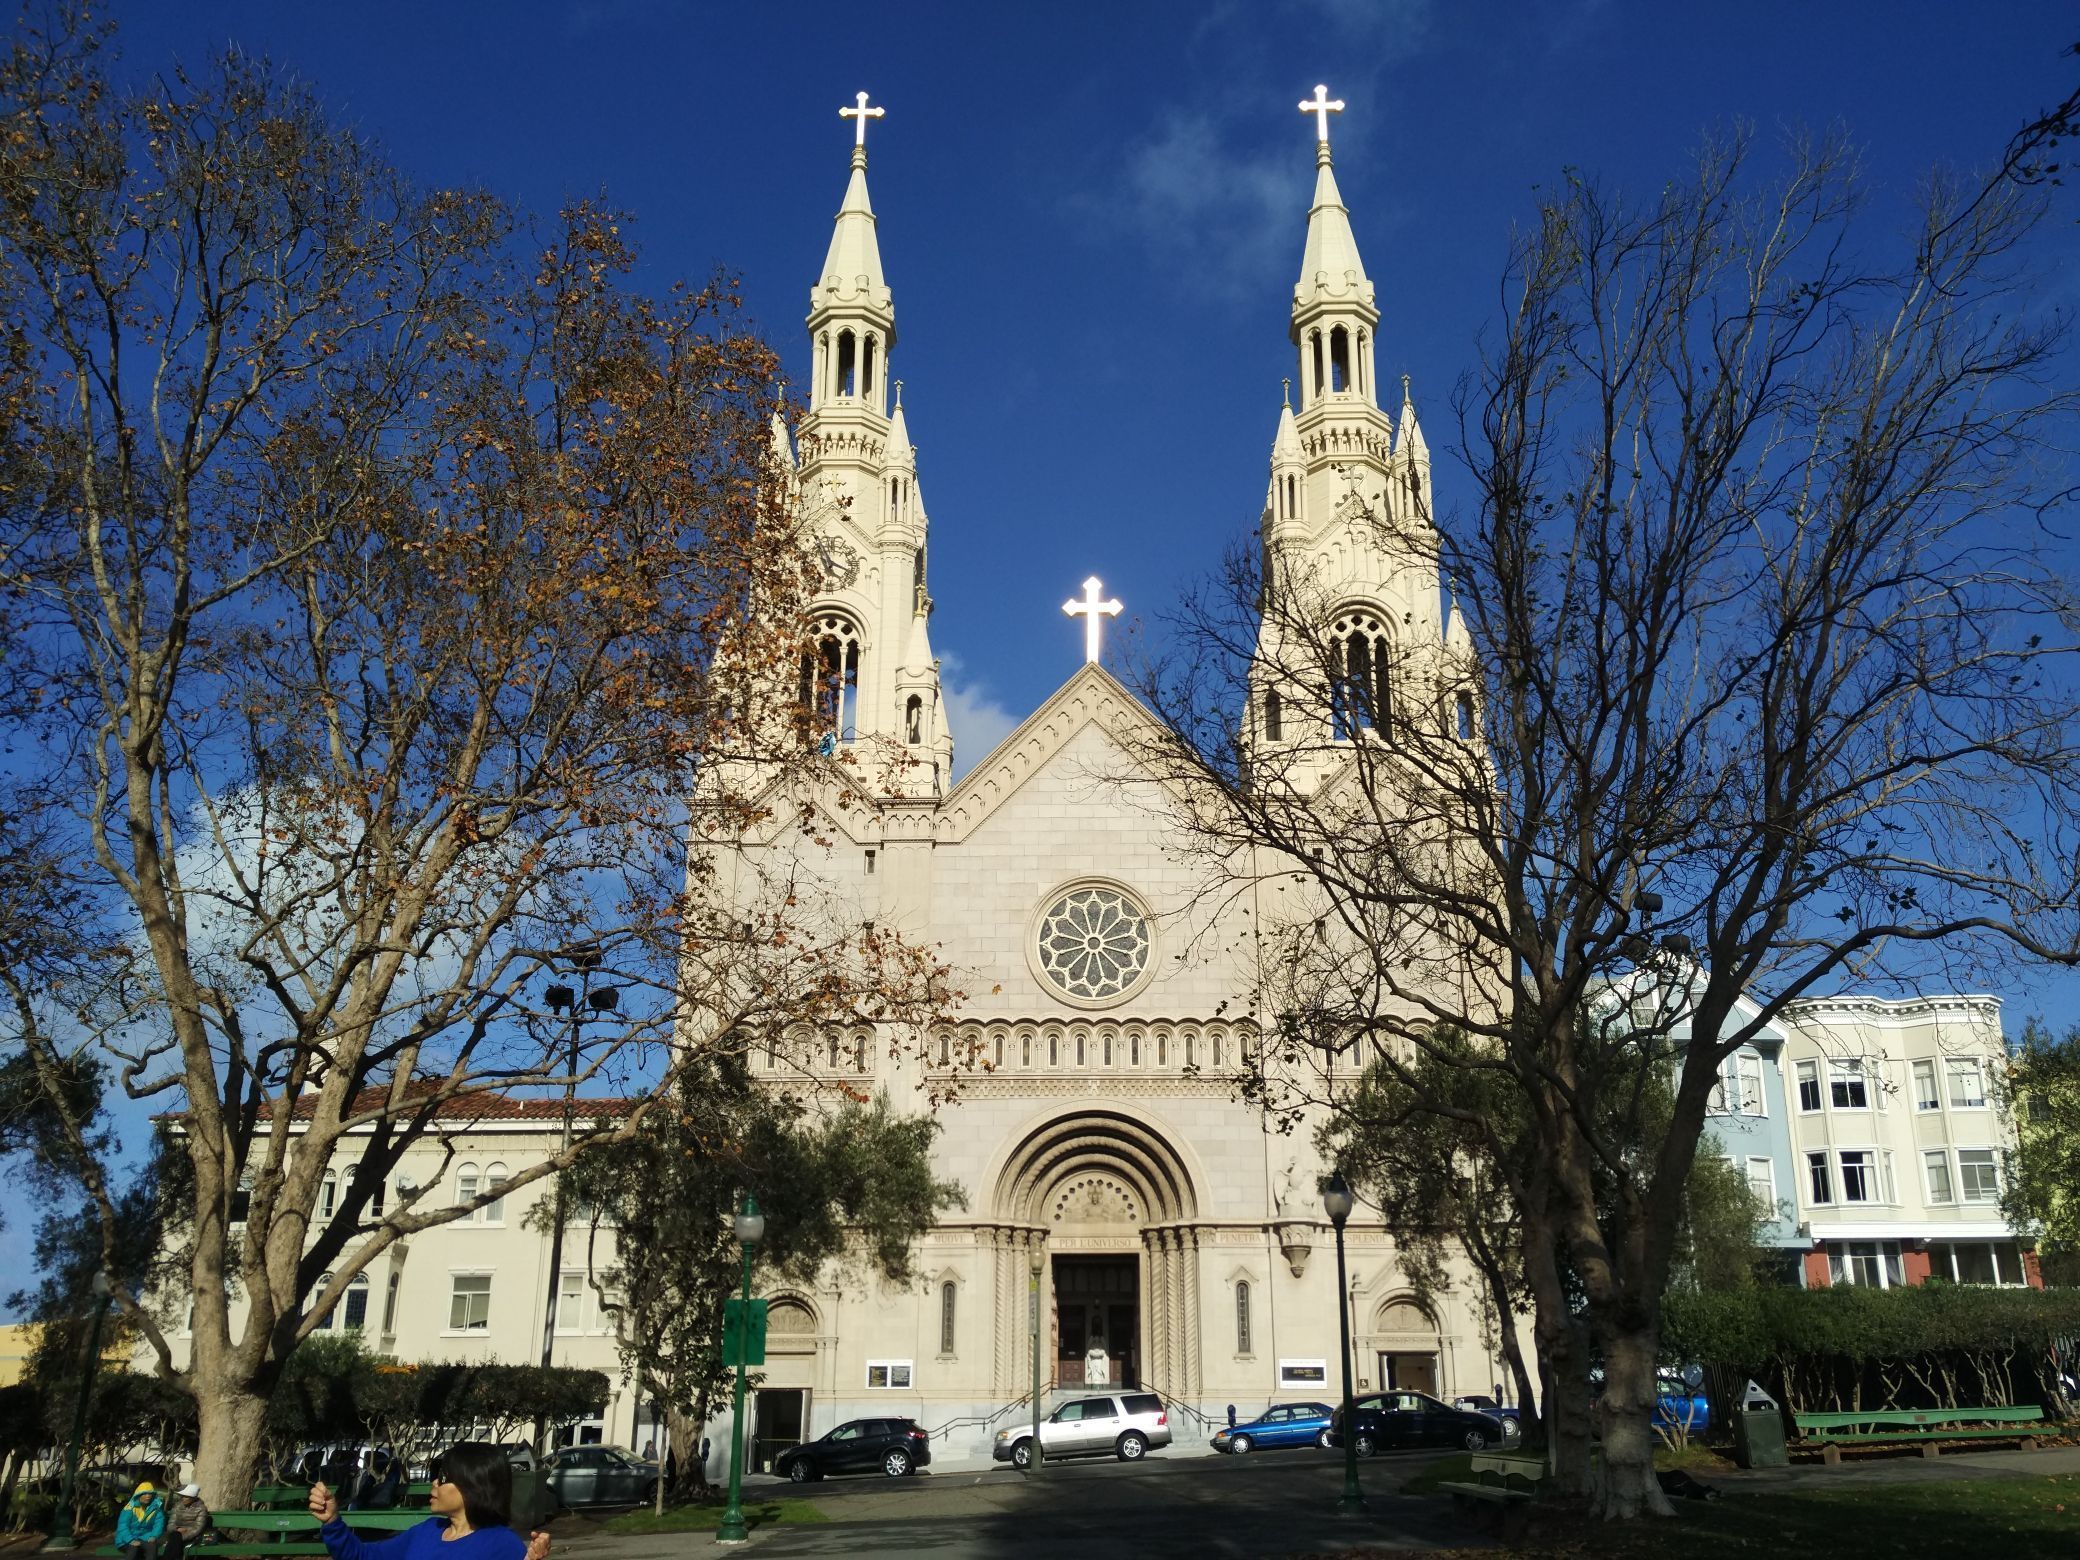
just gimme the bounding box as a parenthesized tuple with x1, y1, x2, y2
(1144, 1230, 1168, 1394)
(1180, 1228, 1202, 1398)
(989, 1228, 1010, 1396)
(1166, 1231, 1187, 1397)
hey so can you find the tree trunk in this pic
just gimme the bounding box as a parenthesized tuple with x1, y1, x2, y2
(1592, 1323, 1676, 1519)
(1496, 1302, 1539, 1431)
(665, 1402, 705, 1503)
(192, 1385, 271, 1511)
(1519, 1208, 1594, 1493)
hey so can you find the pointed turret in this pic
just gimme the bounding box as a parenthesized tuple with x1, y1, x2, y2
(1396, 377, 1429, 466)
(1295, 142, 1372, 311)
(818, 145, 893, 319)
(1263, 386, 1307, 541)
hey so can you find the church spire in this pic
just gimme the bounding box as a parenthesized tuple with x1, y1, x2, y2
(1291, 84, 1380, 415)
(808, 92, 895, 418)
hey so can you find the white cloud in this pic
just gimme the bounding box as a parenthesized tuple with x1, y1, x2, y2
(1109, 111, 1300, 302)
(938, 650, 1022, 782)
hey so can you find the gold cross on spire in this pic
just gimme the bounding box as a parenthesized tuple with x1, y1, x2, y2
(1299, 83, 1345, 144)
(841, 90, 885, 148)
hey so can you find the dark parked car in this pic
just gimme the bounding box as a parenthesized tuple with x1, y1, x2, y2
(1328, 1390, 1506, 1454)
(1451, 1395, 1525, 1441)
(775, 1418, 932, 1482)
(540, 1445, 659, 1507)
(1210, 1402, 1335, 1454)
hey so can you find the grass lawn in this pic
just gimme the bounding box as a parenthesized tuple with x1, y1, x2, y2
(601, 1498, 827, 1535)
(1392, 1467, 2080, 1558)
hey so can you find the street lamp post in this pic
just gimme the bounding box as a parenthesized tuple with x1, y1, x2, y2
(716, 1194, 765, 1545)
(1323, 1169, 1364, 1513)
(43, 1273, 113, 1552)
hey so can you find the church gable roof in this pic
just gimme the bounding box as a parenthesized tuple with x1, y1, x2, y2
(937, 662, 1180, 844)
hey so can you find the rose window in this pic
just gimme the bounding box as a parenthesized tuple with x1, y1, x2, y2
(1036, 886, 1151, 1002)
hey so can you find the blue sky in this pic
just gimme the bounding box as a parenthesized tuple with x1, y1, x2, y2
(13, 1, 2070, 1304)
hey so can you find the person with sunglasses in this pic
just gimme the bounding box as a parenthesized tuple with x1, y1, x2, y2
(309, 1442, 549, 1560)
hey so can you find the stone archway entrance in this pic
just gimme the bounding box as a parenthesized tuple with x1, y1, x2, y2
(987, 1110, 1201, 1401)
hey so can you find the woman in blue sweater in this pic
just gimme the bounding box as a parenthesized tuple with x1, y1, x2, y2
(309, 1443, 549, 1560)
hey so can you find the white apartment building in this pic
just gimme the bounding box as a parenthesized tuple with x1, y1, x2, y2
(1780, 995, 2038, 1290)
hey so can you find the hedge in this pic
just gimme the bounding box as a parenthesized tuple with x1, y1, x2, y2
(1664, 1284, 2080, 1414)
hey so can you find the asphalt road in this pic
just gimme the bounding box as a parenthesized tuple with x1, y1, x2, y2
(563, 1447, 1471, 1558)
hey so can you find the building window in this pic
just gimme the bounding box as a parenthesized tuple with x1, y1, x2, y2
(319, 1170, 338, 1220)
(1913, 1059, 1940, 1111)
(940, 1282, 957, 1356)
(1806, 1150, 1832, 1206)
(1236, 1281, 1252, 1355)
(800, 612, 863, 741)
(314, 1272, 336, 1330)
(1839, 1150, 1876, 1204)
(483, 1163, 508, 1224)
(1829, 1240, 1904, 1288)
(1263, 689, 1283, 742)
(865, 1360, 913, 1389)
(1035, 884, 1154, 1004)
(1795, 1060, 1822, 1112)
(383, 1272, 400, 1334)
(1931, 1241, 2024, 1285)
(1828, 1057, 1869, 1110)
(1328, 608, 1393, 739)
(457, 1163, 480, 1211)
(1945, 1059, 1986, 1109)
(343, 1274, 369, 1332)
(449, 1273, 492, 1332)
(364, 1162, 385, 1218)
(1743, 1157, 1776, 1212)
(1455, 691, 1475, 741)
(556, 1270, 591, 1335)
(1957, 1148, 2000, 1203)
(1923, 1149, 1954, 1203)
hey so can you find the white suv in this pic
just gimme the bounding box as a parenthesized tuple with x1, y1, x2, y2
(993, 1392, 1172, 1468)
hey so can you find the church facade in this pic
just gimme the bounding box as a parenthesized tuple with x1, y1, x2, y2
(718, 98, 1513, 1464)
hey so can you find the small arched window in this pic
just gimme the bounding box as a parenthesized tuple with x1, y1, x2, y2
(1456, 691, 1476, 741)
(1157, 1032, 1168, 1066)
(862, 333, 878, 399)
(314, 1272, 336, 1330)
(1263, 689, 1283, 743)
(1213, 1033, 1225, 1068)
(1310, 331, 1325, 401)
(343, 1273, 370, 1332)
(827, 1034, 841, 1070)
(1022, 1033, 1032, 1067)
(383, 1272, 401, 1334)
(835, 329, 858, 398)
(854, 1032, 868, 1072)
(483, 1163, 509, 1224)
(905, 695, 924, 745)
(319, 1169, 339, 1220)
(1236, 1281, 1252, 1354)
(457, 1163, 480, 1211)
(939, 1281, 957, 1356)
(1329, 326, 1351, 393)
(1076, 1032, 1086, 1066)
(1130, 1032, 1140, 1066)
(1049, 1033, 1059, 1067)
(1185, 1034, 1197, 1068)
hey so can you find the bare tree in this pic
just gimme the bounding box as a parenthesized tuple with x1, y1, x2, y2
(1137, 127, 2080, 1517)
(0, 8, 950, 1502)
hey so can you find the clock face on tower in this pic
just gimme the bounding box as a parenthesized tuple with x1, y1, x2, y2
(816, 536, 861, 589)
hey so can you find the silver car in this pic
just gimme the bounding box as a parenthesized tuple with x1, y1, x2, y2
(993, 1392, 1172, 1468)
(541, 1444, 659, 1507)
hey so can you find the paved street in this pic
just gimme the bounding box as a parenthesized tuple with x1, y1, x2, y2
(558, 1448, 1464, 1558)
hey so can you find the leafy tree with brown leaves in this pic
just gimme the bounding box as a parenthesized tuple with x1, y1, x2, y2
(0, 6, 949, 1502)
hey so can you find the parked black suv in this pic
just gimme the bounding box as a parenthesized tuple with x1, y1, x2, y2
(774, 1418, 932, 1481)
(1327, 1390, 1505, 1454)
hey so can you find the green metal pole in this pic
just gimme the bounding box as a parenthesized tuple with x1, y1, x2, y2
(43, 1290, 110, 1552)
(716, 1241, 753, 1544)
(1334, 1223, 1364, 1512)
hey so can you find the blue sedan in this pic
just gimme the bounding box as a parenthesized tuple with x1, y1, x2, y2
(1210, 1402, 1335, 1455)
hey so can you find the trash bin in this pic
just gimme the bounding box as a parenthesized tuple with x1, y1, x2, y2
(1732, 1379, 1788, 1469)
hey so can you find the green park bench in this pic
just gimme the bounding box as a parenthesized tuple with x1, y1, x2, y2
(94, 1508, 428, 1557)
(1435, 1450, 1546, 1540)
(1792, 1405, 2048, 1463)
